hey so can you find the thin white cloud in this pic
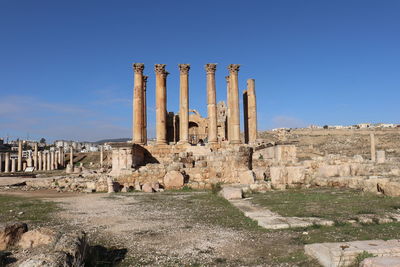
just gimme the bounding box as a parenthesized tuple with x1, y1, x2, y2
(0, 94, 131, 142)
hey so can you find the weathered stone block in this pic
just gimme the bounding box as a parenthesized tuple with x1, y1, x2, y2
(219, 187, 242, 200)
(239, 170, 255, 184)
(163, 171, 184, 189)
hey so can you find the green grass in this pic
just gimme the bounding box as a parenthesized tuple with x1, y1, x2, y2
(249, 188, 400, 249)
(0, 195, 58, 224)
(292, 222, 400, 244)
(187, 192, 263, 231)
(250, 187, 400, 222)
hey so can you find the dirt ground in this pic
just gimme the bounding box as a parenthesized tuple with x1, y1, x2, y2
(2, 190, 318, 266)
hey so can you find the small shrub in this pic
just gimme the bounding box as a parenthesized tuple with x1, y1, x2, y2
(181, 185, 192, 192)
(258, 154, 264, 160)
(211, 183, 222, 194)
(353, 251, 375, 266)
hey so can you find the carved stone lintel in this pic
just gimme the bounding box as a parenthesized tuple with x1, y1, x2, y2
(154, 64, 166, 74)
(178, 64, 191, 74)
(205, 63, 217, 74)
(228, 64, 240, 74)
(133, 63, 144, 73)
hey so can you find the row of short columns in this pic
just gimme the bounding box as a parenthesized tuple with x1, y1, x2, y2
(132, 63, 257, 145)
(0, 144, 65, 173)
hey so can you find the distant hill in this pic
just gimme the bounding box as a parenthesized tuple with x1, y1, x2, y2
(94, 138, 130, 144)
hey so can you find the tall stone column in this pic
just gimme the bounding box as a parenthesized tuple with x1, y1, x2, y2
(247, 79, 258, 144)
(370, 133, 376, 162)
(143, 76, 148, 145)
(17, 140, 22, 171)
(43, 152, 47, 171)
(243, 89, 249, 144)
(60, 147, 64, 167)
(155, 64, 168, 145)
(4, 153, 10, 173)
(57, 148, 61, 166)
(100, 146, 104, 167)
(11, 158, 16, 173)
(133, 63, 145, 144)
(0, 153, 3, 172)
(38, 151, 42, 171)
(46, 150, 51, 171)
(34, 143, 38, 170)
(70, 149, 74, 167)
(178, 64, 190, 144)
(225, 76, 230, 141)
(205, 63, 218, 144)
(228, 64, 241, 144)
(54, 151, 58, 169)
(50, 151, 54, 170)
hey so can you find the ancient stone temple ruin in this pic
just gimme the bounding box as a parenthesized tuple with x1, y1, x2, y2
(131, 63, 257, 145)
(110, 63, 264, 189)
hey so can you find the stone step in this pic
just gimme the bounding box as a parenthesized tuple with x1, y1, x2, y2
(305, 239, 400, 267)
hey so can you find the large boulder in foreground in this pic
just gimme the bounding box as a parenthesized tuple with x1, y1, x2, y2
(163, 171, 184, 189)
(18, 228, 56, 249)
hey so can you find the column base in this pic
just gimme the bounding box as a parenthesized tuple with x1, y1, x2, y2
(229, 140, 242, 145)
(177, 140, 189, 145)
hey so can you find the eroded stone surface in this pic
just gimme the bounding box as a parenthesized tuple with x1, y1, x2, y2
(305, 240, 400, 267)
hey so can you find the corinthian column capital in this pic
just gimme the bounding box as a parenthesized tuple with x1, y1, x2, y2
(178, 64, 191, 74)
(228, 64, 240, 74)
(133, 63, 144, 74)
(205, 63, 217, 74)
(154, 64, 166, 74)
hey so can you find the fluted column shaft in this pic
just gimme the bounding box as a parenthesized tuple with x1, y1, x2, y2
(50, 151, 54, 170)
(4, 153, 10, 173)
(11, 158, 16, 172)
(178, 64, 190, 144)
(38, 151, 42, 171)
(34, 143, 38, 170)
(143, 76, 148, 145)
(133, 63, 145, 144)
(205, 64, 218, 144)
(243, 90, 249, 144)
(155, 64, 167, 144)
(247, 78, 257, 143)
(70, 149, 73, 166)
(17, 140, 22, 171)
(43, 152, 47, 171)
(226, 76, 231, 141)
(47, 151, 51, 171)
(228, 64, 241, 144)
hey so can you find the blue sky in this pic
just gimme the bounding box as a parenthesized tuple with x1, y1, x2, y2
(1, 0, 399, 142)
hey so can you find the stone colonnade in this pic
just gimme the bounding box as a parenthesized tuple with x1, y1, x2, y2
(132, 63, 257, 145)
(0, 144, 66, 173)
